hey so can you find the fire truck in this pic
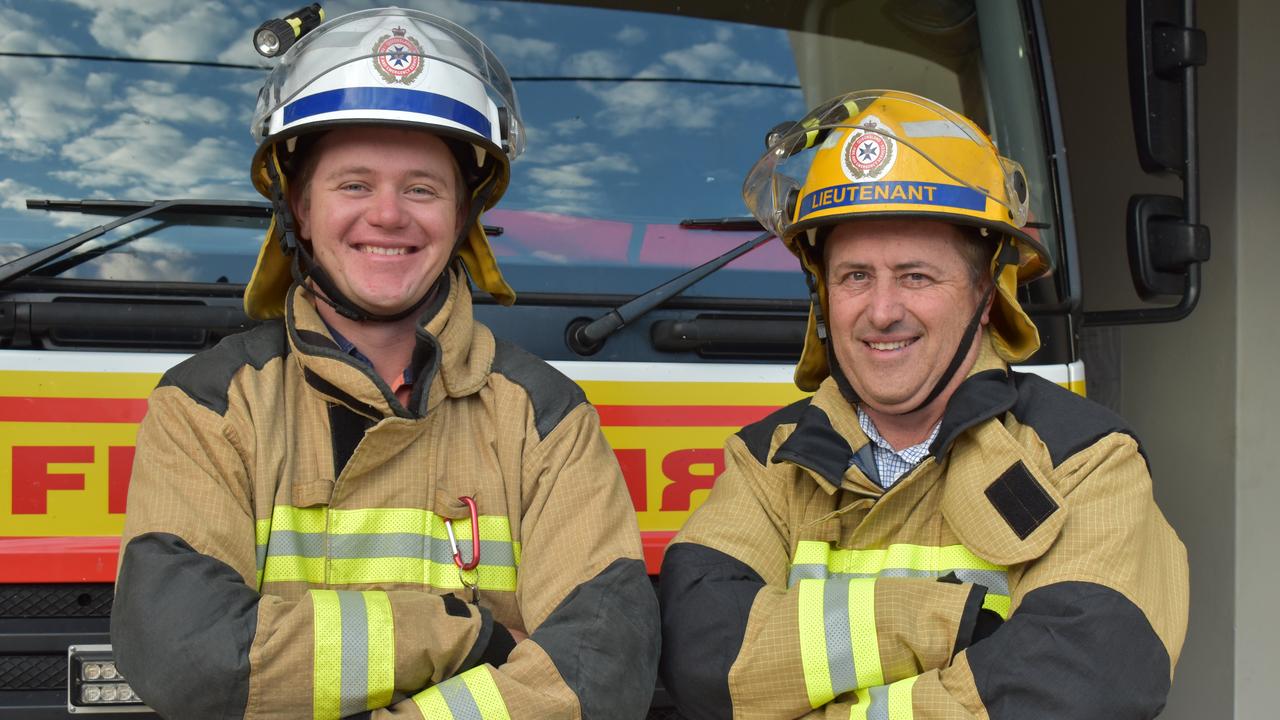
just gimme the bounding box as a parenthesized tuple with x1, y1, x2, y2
(0, 0, 1206, 716)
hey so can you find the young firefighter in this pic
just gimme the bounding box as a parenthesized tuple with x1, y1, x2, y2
(110, 8, 657, 719)
(658, 90, 1188, 719)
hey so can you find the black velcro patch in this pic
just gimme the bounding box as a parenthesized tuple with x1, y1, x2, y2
(441, 593, 472, 618)
(984, 461, 1059, 540)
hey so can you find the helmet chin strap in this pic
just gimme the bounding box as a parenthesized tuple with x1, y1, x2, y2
(823, 235, 1019, 417)
(902, 236, 1019, 415)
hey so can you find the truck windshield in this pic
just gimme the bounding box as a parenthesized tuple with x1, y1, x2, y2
(0, 0, 1055, 301)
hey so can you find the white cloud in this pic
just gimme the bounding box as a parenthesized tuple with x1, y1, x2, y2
(486, 33, 557, 73)
(52, 116, 248, 199)
(522, 144, 638, 213)
(615, 26, 646, 45)
(0, 178, 54, 213)
(89, 246, 198, 282)
(0, 6, 71, 53)
(0, 243, 29, 265)
(62, 0, 243, 61)
(120, 80, 231, 125)
(562, 50, 625, 78)
(0, 58, 108, 159)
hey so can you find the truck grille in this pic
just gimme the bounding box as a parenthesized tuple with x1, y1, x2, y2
(0, 584, 114, 618)
(0, 654, 64, 691)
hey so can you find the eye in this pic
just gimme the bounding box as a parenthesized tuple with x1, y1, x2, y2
(408, 184, 441, 198)
(339, 181, 369, 192)
(902, 272, 932, 287)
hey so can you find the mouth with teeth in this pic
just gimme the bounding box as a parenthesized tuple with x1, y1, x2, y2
(355, 244, 414, 256)
(865, 338, 917, 352)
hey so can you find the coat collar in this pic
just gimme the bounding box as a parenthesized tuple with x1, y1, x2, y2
(286, 263, 495, 420)
(773, 333, 1016, 492)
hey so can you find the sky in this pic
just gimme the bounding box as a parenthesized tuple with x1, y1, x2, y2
(0, 0, 806, 285)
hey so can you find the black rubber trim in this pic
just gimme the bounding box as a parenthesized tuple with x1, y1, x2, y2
(157, 320, 287, 416)
(1007, 371, 1145, 468)
(985, 461, 1059, 540)
(533, 558, 659, 720)
(771, 404, 853, 487)
(966, 581, 1172, 719)
(490, 338, 587, 440)
(735, 398, 809, 466)
(328, 403, 372, 480)
(296, 329, 340, 352)
(441, 593, 471, 618)
(304, 368, 382, 421)
(479, 620, 517, 668)
(951, 582, 988, 658)
(110, 532, 258, 720)
(658, 543, 764, 720)
(931, 369, 1018, 460)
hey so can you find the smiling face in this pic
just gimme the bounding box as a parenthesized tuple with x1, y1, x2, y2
(823, 218, 991, 416)
(291, 126, 465, 317)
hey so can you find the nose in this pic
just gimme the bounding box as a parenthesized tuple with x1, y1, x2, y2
(864, 279, 906, 329)
(365, 187, 409, 229)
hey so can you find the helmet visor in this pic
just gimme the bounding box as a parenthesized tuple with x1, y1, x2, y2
(250, 7, 523, 160)
(743, 89, 1029, 241)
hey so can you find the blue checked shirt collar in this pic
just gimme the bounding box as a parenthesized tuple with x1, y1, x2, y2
(854, 404, 940, 489)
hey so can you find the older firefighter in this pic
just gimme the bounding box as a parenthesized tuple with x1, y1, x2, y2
(658, 90, 1188, 719)
(110, 8, 657, 719)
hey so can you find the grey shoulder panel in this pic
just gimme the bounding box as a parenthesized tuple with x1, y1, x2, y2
(110, 532, 258, 720)
(735, 398, 811, 466)
(532, 558, 659, 720)
(157, 321, 287, 416)
(967, 580, 1171, 719)
(490, 338, 587, 440)
(1007, 372, 1143, 468)
(658, 543, 764, 720)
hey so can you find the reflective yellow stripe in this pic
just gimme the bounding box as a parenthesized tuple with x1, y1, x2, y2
(810, 543, 1004, 574)
(258, 506, 520, 590)
(798, 579, 833, 708)
(848, 579, 883, 689)
(364, 591, 394, 710)
(462, 666, 511, 720)
(847, 676, 916, 720)
(982, 593, 1012, 620)
(312, 590, 342, 720)
(310, 590, 396, 718)
(411, 667, 510, 720)
(790, 542, 1011, 619)
(887, 676, 916, 720)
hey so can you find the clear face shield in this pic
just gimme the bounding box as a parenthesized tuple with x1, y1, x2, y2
(250, 7, 524, 162)
(742, 89, 1031, 248)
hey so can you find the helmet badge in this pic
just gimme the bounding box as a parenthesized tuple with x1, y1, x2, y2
(374, 26, 425, 84)
(840, 116, 896, 182)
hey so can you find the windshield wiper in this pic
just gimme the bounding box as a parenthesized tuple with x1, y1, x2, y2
(0, 199, 275, 288)
(566, 216, 771, 354)
(3, 198, 506, 288)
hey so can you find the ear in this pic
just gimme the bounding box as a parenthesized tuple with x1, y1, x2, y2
(979, 280, 995, 326)
(290, 185, 311, 240)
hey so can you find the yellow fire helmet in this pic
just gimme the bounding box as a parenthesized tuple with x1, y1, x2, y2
(245, 7, 524, 320)
(742, 89, 1052, 392)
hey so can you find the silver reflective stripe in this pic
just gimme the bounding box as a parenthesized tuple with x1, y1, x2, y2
(900, 119, 983, 142)
(439, 676, 484, 720)
(255, 544, 268, 574)
(788, 565, 1009, 595)
(267, 530, 327, 558)
(867, 684, 890, 720)
(338, 591, 369, 718)
(263, 532, 517, 566)
(823, 579, 858, 697)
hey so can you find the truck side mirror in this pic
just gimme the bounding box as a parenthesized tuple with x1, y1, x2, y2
(1085, 0, 1211, 325)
